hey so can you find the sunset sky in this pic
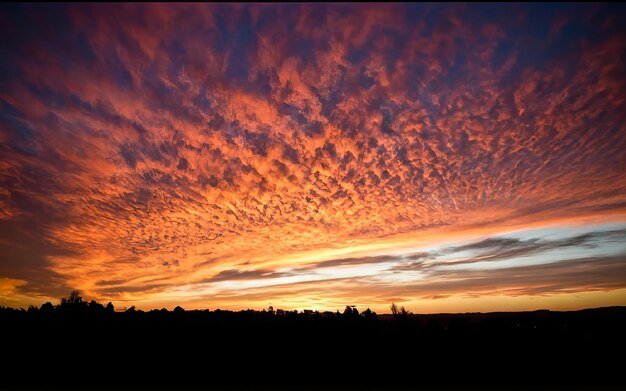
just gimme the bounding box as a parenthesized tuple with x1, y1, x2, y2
(1, 4, 625, 313)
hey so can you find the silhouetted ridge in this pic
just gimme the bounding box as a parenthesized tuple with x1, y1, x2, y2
(2, 293, 625, 388)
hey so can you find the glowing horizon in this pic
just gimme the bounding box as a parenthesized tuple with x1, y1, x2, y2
(1, 4, 625, 312)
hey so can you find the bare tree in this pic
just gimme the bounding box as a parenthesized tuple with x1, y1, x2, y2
(61, 290, 83, 306)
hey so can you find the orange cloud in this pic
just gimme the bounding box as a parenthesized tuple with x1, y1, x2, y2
(1, 4, 625, 310)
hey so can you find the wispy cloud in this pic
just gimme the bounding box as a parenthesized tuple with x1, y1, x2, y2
(96, 227, 626, 309)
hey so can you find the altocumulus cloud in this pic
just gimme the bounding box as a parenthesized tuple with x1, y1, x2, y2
(0, 4, 625, 309)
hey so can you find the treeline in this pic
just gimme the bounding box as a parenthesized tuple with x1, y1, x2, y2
(1, 290, 380, 322)
(2, 291, 625, 388)
(2, 291, 624, 333)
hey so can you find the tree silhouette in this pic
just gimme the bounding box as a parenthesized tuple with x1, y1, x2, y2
(343, 305, 359, 318)
(59, 290, 87, 313)
(362, 308, 377, 321)
(61, 290, 83, 306)
(40, 302, 54, 313)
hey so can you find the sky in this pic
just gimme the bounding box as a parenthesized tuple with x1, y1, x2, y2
(1, 4, 625, 313)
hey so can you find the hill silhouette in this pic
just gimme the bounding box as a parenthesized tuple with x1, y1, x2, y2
(2, 292, 625, 389)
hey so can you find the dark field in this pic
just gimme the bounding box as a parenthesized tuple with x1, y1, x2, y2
(2, 300, 625, 389)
